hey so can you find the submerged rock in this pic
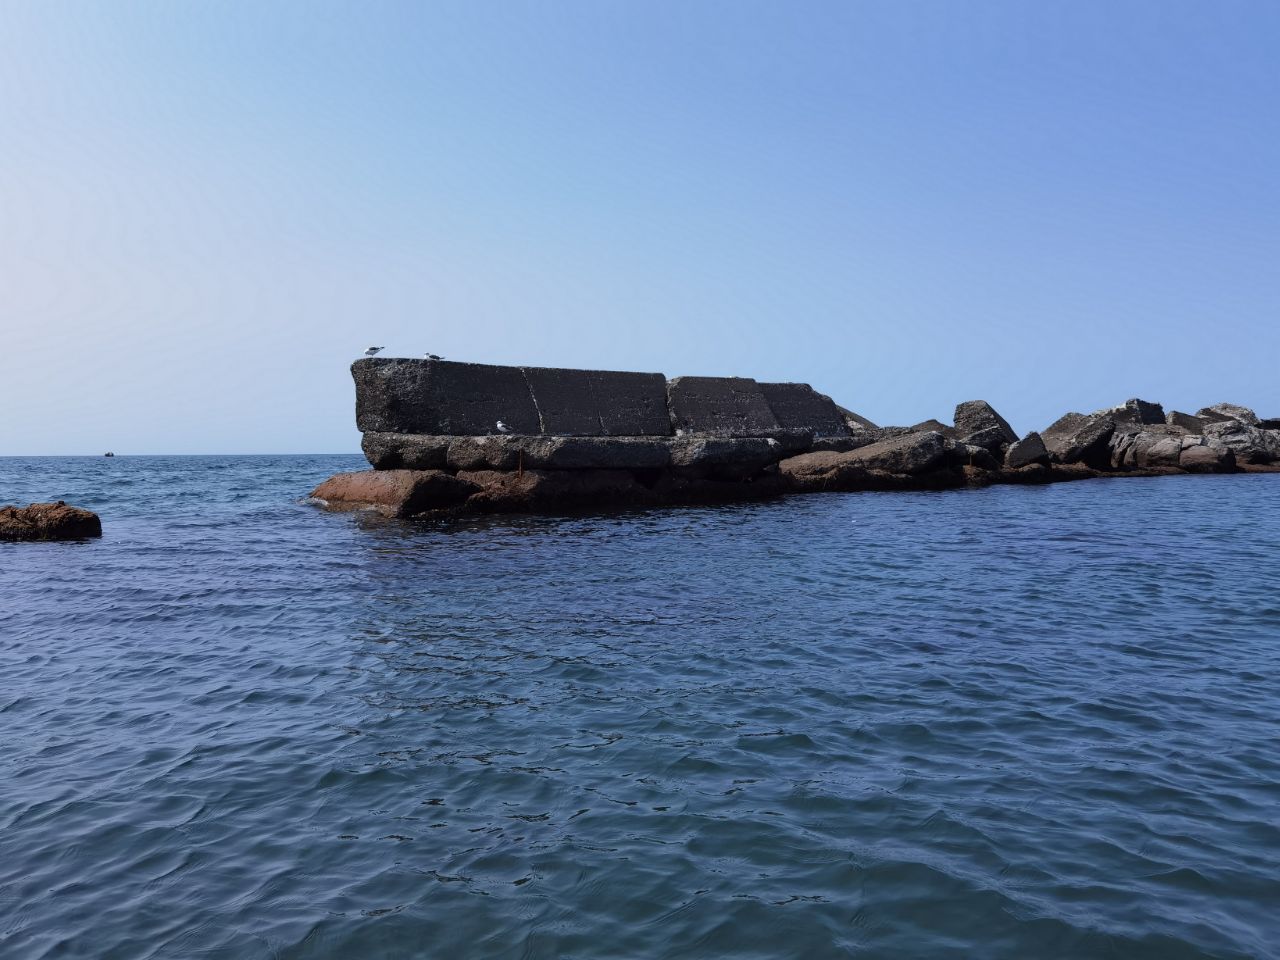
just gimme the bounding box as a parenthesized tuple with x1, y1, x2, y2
(0, 502, 102, 542)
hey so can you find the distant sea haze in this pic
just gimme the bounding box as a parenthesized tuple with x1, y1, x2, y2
(3, 455, 1279, 959)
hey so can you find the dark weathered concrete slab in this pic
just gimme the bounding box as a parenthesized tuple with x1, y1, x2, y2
(759, 382, 851, 438)
(666, 376, 781, 437)
(522, 366, 672, 436)
(353, 358, 540, 435)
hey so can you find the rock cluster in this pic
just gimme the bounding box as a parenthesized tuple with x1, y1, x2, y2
(310, 358, 1279, 517)
(1, 501, 102, 541)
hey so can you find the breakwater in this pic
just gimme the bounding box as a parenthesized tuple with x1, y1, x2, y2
(311, 358, 1280, 516)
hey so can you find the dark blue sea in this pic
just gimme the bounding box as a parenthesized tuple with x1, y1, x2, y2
(2, 456, 1279, 959)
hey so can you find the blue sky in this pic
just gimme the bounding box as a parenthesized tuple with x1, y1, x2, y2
(2, 1, 1277, 454)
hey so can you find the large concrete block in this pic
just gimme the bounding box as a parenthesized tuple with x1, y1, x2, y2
(522, 366, 672, 436)
(666, 376, 781, 437)
(353, 358, 540, 436)
(758, 383, 851, 438)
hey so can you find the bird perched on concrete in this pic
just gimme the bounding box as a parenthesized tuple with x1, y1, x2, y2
(496, 421, 511, 434)
(423, 353, 443, 360)
(364, 346, 384, 357)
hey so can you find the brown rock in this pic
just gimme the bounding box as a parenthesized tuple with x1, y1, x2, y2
(309, 470, 477, 517)
(0, 502, 102, 542)
(1166, 411, 1207, 433)
(457, 468, 655, 512)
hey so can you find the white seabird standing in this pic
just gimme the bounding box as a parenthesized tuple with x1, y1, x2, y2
(496, 421, 511, 434)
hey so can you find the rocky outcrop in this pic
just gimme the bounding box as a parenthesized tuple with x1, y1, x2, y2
(318, 356, 1280, 517)
(953, 400, 1017, 454)
(0, 502, 102, 541)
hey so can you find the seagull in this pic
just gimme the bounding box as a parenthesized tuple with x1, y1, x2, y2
(423, 353, 443, 360)
(364, 346, 384, 357)
(496, 420, 511, 434)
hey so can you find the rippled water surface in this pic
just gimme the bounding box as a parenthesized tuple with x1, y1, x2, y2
(3, 456, 1280, 959)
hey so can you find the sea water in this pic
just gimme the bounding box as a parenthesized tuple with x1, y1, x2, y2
(2, 456, 1278, 959)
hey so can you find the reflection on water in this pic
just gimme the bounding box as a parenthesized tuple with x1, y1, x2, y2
(2, 456, 1279, 958)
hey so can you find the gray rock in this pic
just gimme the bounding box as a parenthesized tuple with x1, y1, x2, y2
(953, 400, 1017, 453)
(1179, 443, 1236, 473)
(669, 437, 781, 472)
(361, 433, 450, 470)
(521, 366, 672, 436)
(758, 382, 851, 438)
(1260, 418, 1280, 431)
(1109, 431, 1184, 470)
(666, 376, 781, 437)
(1167, 410, 1207, 432)
(353, 358, 540, 435)
(836, 406, 879, 433)
(1104, 398, 1166, 427)
(1202, 420, 1280, 464)
(1041, 412, 1116, 467)
(445, 435, 673, 471)
(1005, 432, 1050, 469)
(945, 439, 999, 471)
(808, 435, 878, 453)
(1196, 403, 1260, 426)
(843, 431, 948, 475)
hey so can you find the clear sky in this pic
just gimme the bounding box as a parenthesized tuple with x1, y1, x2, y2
(2, 1, 1277, 454)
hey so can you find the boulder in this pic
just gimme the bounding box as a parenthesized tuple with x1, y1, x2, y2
(666, 376, 781, 437)
(1179, 442, 1236, 473)
(1196, 403, 1259, 426)
(0, 502, 102, 541)
(353, 358, 541, 436)
(1202, 420, 1280, 464)
(842, 431, 948, 475)
(1004, 432, 1050, 469)
(309, 470, 477, 517)
(330, 470, 477, 514)
(1260, 418, 1280, 431)
(1109, 431, 1184, 470)
(777, 450, 872, 491)
(953, 401, 1017, 453)
(944, 439, 999, 471)
(1167, 411, 1207, 432)
(1041, 412, 1116, 467)
(1105, 398, 1166, 427)
(520, 366, 672, 436)
(758, 382, 851, 438)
